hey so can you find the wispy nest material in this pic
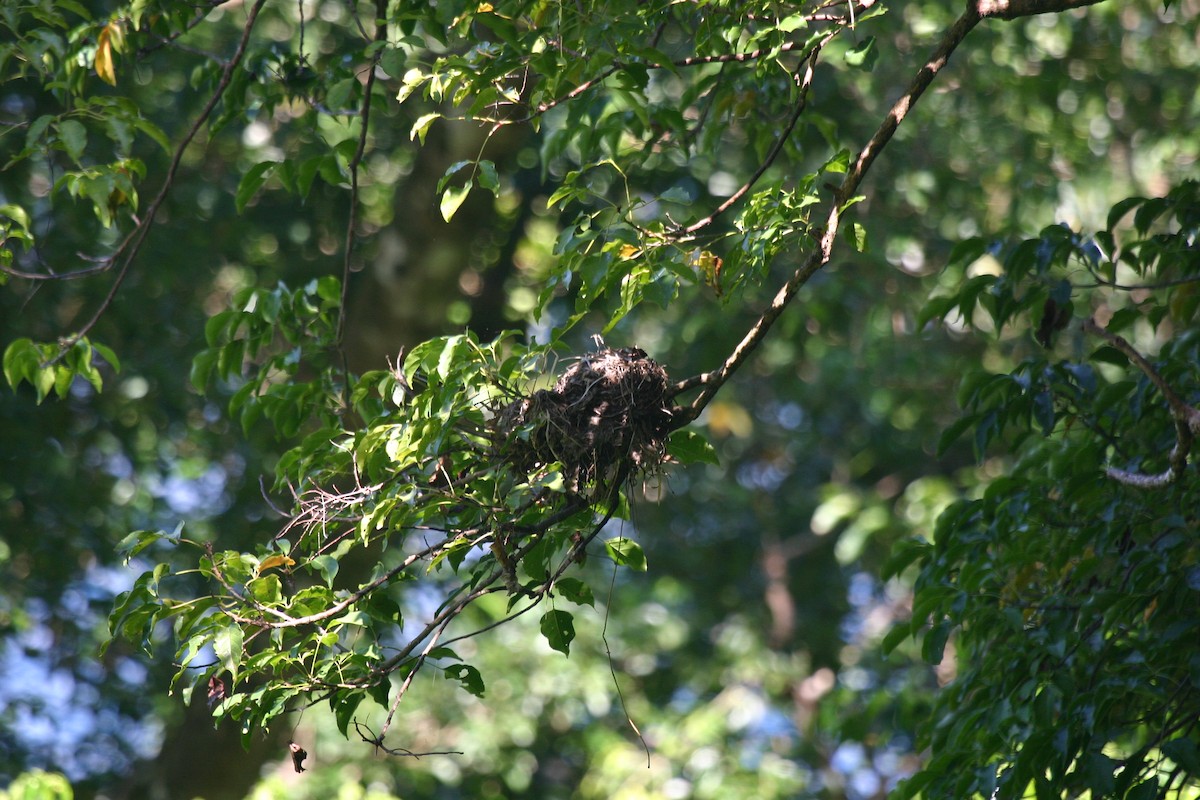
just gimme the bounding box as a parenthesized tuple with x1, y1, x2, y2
(496, 347, 674, 500)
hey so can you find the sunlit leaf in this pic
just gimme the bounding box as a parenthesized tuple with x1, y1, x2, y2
(604, 537, 647, 571)
(440, 182, 472, 222)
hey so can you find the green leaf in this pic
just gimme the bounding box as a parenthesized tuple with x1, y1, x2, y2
(604, 537, 647, 571)
(445, 663, 485, 696)
(213, 623, 244, 686)
(1126, 780, 1159, 800)
(845, 221, 868, 252)
(115, 529, 166, 564)
(325, 77, 358, 111)
(554, 577, 595, 607)
(410, 112, 440, 143)
(540, 609, 575, 655)
(477, 159, 499, 194)
(881, 623, 912, 655)
(845, 36, 876, 70)
(333, 691, 363, 736)
(1079, 752, 1116, 796)
(310, 554, 339, 587)
(1161, 737, 1200, 774)
(1106, 196, 1144, 231)
(440, 182, 472, 222)
(235, 161, 278, 213)
(246, 575, 282, 604)
(57, 119, 87, 164)
(921, 619, 951, 663)
(3, 338, 40, 390)
(91, 340, 121, 373)
(666, 430, 720, 466)
(881, 537, 931, 580)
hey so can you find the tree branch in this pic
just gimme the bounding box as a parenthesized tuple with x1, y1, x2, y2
(59, 0, 269, 356)
(671, 42, 827, 238)
(1083, 316, 1200, 486)
(974, 0, 1108, 20)
(333, 0, 388, 403)
(672, 7, 983, 419)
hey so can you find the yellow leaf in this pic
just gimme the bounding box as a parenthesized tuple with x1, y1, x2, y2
(688, 249, 724, 296)
(96, 25, 117, 86)
(257, 554, 296, 575)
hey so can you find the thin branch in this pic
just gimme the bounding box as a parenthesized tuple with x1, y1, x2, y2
(671, 7, 984, 419)
(1082, 316, 1200, 486)
(671, 41, 827, 238)
(1082, 318, 1200, 433)
(59, 0, 270, 356)
(377, 622, 447, 739)
(1079, 274, 1200, 291)
(354, 720, 463, 758)
(336, 0, 388, 356)
(133, 1, 227, 59)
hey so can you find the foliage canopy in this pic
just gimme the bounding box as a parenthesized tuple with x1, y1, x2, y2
(2, 0, 1198, 797)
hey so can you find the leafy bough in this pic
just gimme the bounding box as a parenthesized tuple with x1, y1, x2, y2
(107, 281, 714, 751)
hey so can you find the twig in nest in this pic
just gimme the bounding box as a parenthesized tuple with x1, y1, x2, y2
(494, 347, 674, 499)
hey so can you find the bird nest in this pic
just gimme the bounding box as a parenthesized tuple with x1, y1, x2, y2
(495, 347, 674, 500)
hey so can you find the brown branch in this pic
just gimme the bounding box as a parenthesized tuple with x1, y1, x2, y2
(975, 0, 1108, 20)
(1082, 318, 1200, 433)
(336, 0, 387, 353)
(354, 720, 463, 758)
(672, 7, 984, 419)
(676, 2, 1101, 408)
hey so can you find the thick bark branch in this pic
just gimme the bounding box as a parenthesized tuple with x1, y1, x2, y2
(673, 8, 982, 420)
(975, 0, 1107, 20)
(673, 0, 1112, 421)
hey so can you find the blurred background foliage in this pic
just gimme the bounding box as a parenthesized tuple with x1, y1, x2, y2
(1, 0, 1197, 798)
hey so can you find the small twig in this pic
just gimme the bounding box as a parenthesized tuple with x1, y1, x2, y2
(133, 1, 226, 59)
(354, 720, 463, 758)
(336, 0, 388, 362)
(377, 623, 447, 739)
(601, 529, 651, 767)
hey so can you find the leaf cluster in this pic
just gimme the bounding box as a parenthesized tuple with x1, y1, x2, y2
(890, 185, 1200, 798)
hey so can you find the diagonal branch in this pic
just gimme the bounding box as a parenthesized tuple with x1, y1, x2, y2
(975, 0, 1108, 20)
(672, 0, 1113, 414)
(672, 7, 984, 418)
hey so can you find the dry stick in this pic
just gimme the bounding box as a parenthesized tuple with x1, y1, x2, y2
(1082, 316, 1200, 487)
(59, 0, 270, 357)
(671, 7, 984, 418)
